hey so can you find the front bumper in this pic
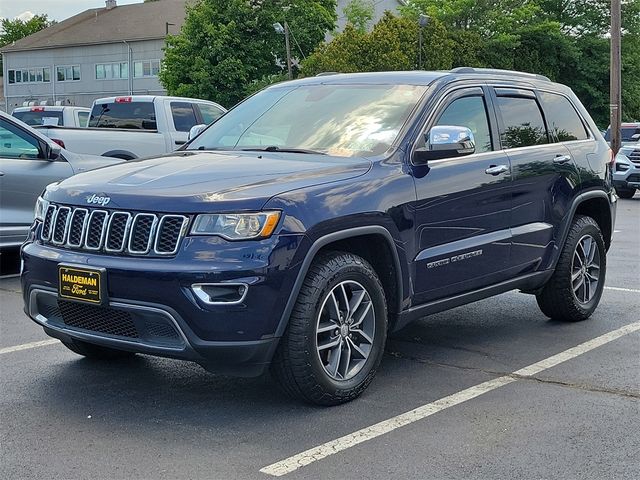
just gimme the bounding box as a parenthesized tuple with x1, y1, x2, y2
(21, 232, 307, 376)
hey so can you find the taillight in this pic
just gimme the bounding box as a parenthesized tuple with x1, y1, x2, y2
(115, 97, 132, 103)
(51, 139, 66, 148)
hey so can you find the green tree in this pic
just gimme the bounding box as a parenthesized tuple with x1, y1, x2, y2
(343, 0, 375, 32)
(303, 12, 453, 74)
(0, 14, 54, 73)
(159, 0, 337, 107)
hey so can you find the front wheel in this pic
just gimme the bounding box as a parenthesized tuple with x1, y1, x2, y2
(536, 215, 606, 322)
(271, 251, 388, 405)
(615, 187, 636, 199)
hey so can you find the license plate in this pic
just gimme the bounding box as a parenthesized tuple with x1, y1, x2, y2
(58, 265, 105, 304)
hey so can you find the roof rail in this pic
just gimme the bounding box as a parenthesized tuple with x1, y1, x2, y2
(450, 67, 551, 82)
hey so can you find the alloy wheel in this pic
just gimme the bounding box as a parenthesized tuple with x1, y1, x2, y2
(571, 234, 601, 304)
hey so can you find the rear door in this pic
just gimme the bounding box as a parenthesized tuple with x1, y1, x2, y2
(492, 87, 581, 275)
(411, 86, 513, 304)
(0, 117, 72, 246)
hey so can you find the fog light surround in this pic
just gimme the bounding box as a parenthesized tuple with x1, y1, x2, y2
(191, 283, 248, 305)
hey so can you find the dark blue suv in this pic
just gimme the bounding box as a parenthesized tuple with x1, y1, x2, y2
(21, 69, 616, 405)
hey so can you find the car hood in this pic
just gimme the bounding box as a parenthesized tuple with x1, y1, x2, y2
(63, 150, 123, 173)
(45, 150, 372, 212)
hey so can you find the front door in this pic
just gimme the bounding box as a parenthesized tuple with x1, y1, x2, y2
(0, 118, 72, 246)
(411, 87, 512, 304)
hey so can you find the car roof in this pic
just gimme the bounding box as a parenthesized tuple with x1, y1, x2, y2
(12, 106, 90, 112)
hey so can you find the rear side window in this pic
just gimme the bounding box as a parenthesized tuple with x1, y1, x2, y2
(197, 103, 225, 124)
(77, 111, 89, 128)
(89, 102, 156, 130)
(13, 110, 63, 127)
(170, 102, 197, 132)
(497, 96, 548, 149)
(539, 92, 588, 142)
(435, 95, 493, 153)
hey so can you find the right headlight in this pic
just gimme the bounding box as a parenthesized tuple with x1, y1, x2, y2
(190, 211, 281, 240)
(34, 196, 49, 222)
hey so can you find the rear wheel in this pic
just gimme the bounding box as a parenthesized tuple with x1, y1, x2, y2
(615, 187, 636, 199)
(536, 215, 606, 322)
(271, 251, 387, 405)
(62, 338, 135, 360)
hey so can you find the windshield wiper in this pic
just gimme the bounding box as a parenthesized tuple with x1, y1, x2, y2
(240, 146, 326, 155)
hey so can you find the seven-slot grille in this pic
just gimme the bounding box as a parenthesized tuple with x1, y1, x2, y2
(41, 204, 188, 256)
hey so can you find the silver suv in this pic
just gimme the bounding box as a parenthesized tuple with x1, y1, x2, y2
(613, 143, 640, 198)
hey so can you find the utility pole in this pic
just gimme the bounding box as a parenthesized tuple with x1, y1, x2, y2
(418, 15, 429, 70)
(610, 0, 622, 155)
(284, 22, 293, 80)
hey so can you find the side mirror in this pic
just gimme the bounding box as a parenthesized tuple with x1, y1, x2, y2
(413, 125, 475, 164)
(188, 124, 208, 141)
(631, 133, 640, 141)
(48, 144, 62, 161)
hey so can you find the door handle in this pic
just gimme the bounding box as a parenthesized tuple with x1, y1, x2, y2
(485, 164, 509, 176)
(553, 154, 572, 164)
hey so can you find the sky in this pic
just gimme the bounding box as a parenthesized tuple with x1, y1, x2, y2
(0, 0, 143, 22)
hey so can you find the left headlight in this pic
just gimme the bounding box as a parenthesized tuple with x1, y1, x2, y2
(34, 196, 49, 222)
(191, 211, 281, 240)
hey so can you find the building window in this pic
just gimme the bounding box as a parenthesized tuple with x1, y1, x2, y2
(95, 62, 129, 80)
(7, 67, 51, 84)
(133, 60, 160, 78)
(57, 65, 81, 82)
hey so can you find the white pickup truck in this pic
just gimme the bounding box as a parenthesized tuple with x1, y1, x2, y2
(35, 95, 226, 160)
(12, 106, 91, 128)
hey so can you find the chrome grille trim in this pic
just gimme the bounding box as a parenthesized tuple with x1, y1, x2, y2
(41, 204, 188, 257)
(84, 210, 109, 251)
(51, 207, 71, 245)
(128, 213, 159, 255)
(104, 212, 132, 253)
(153, 215, 189, 256)
(66, 208, 89, 248)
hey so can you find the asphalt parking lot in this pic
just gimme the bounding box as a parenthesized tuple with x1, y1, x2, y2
(1, 196, 638, 480)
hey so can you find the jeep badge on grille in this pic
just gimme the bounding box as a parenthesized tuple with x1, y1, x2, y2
(86, 194, 111, 206)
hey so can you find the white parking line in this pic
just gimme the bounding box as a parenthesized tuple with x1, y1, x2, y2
(605, 286, 640, 293)
(260, 321, 640, 477)
(0, 339, 59, 355)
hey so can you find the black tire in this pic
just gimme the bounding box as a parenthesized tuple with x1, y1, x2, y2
(615, 187, 636, 199)
(62, 338, 136, 360)
(536, 215, 606, 322)
(271, 251, 388, 406)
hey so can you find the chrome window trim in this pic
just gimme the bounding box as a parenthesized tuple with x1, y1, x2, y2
(153, 215, 188, 256)
(104, 211, 133, 253)
(66, 208, 89, 248)
(51, 206, 72, 245)
(127, 213, 159, 255)
(84, 209, 109, 251)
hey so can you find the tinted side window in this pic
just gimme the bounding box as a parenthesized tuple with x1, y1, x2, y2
(170, 102, 197, 132)
(435, 96, 492, 153)
(89, 102, 156, 130)
(0, 119, 41, 160)
(539, 92, 588, 142)
(497, 96, 548, 149)
(77, 111, 89, 127)
(197, 103, 225, 124)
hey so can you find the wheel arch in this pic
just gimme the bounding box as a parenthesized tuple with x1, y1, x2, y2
(274, 226, 406, 337)
(558, 191, 615, 256)
(102, 150, 137, 160)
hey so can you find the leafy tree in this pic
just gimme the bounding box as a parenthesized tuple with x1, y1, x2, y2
(160, 0, 336, 107)
(0, 14, 54, 73)
(303, 12, 453, 74)
(343, 0, 375, 32)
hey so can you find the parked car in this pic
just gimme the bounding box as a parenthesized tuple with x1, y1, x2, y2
(613, 142, 640, 198)
(0, 111, 121, 249)
(21, 69, 616, 405)
(35, 96, 226, 160)
(12, 106, 91, 128)
(604, 122, 640, 146)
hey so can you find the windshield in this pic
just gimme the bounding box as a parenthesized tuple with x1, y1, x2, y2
(13, 110, 63, 127)
(187, 84, 427, 157)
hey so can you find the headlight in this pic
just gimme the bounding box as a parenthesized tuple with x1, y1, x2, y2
(191, 211, 281, 240)
(34, 196, 49, 222)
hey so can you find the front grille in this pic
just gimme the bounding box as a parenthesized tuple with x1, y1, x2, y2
(40, 204, 188, 257)
(59, 300, 139, 338)
(628, 149, 640, 164)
